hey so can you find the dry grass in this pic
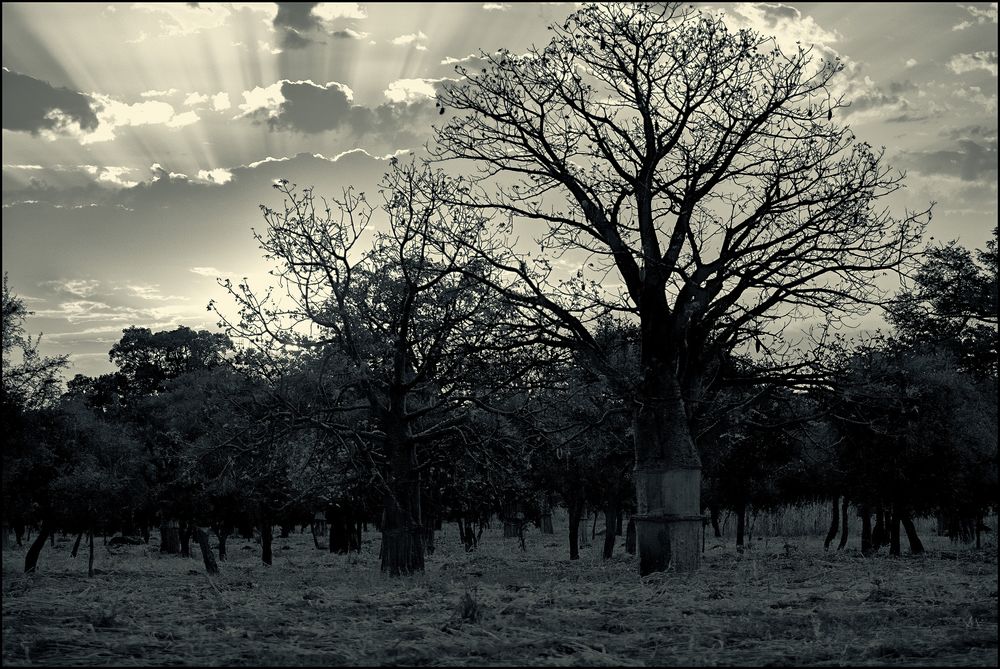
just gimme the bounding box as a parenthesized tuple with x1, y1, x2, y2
(2, 515, 996, 667)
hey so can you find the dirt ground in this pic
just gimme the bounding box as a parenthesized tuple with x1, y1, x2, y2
(2, 516, 996, 666)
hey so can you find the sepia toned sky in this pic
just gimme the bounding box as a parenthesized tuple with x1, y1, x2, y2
(2, 2, 997, 379)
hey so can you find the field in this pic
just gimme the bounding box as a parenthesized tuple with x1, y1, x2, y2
(2, 510, 997, 667)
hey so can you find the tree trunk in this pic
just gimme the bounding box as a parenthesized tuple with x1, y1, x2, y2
(603, 498, 618, 560)
(216, 525, 230, 561)
(194, 527, 219, 574)
(837, 497, 850, 550)
(541, 512, 554, 534)
(260, 521, 272, 566)
(824, 497, 839, 550)
(379, 440, 424, 576)
(710, 505, 722, 538)
(179, 521, 192, 558)
(860, 506, 873, 557)
(899, 512, 924, 554)
(160, 519, 180, 554)
(1, 522, 11, 551)
(872, 505, 887, 550)
(71, 532, 84, 558)
(15, 524, 25, 547)
(88, 530, 95, 577)
(889, 505, 901, 557)
(736, 501, 747, 550)
(568, 499, 583, 560)
(616, 509, 623, 536)
(625, 517, 636, 555)
(633, 374, 702, 575)
(24, 522, 50, 573)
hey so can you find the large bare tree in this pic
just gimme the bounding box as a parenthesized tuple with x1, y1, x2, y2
(216, 161, 522, 575)
(431, 3, 928, 573)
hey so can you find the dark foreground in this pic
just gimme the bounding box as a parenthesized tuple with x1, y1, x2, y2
(2, 518, 997, 666)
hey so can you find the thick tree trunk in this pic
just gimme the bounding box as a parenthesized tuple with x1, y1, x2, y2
(1, 522, 11, 551)
(837, 497, 850, 550)
(541, 513, 554, 535)
(860, 506, 873, 557)
(280, 524, 292, 539)
(625, 517, 636, 555)
(24, 522, 50, 573)
(710, 505, 722, 538)
(160, 519, 180, 554)
(379, 440, 424, 576)
(88, 530, 95, 577)
(194, 527, 219, 574)
(872, 505, 887, 550)
(824, 497, 840, 550)
(633, 374, 702, 575)
(616, 510, 623, 536)
(71, 532, 84, 558)
(260, 521, 272, 566)
(899, 512, 924, 554)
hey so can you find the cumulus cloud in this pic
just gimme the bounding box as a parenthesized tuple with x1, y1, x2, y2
(721, 3, 840, 62)
(272, 2, 368, 48)
(948, 51, 998, 76)
(2, 69, 99, 136)
(211, 92, 231, 111)
(952, 3, 998, 30)
(140, 88, 179, 98)
(384, 78, 445, 104)
(75, 95, 200, 143)
(196, 168, 234, 185)
(483, 3, 512, 10)
(392, 31, 428, 47)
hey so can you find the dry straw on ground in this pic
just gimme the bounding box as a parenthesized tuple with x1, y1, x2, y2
(2, 513, 997, 666)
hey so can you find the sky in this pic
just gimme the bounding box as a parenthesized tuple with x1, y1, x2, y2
(2, 2, 997, 379)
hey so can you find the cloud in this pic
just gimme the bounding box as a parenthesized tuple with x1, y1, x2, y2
(196, 168, 234, 185)
(483, 3, 512, 10)
(240, 79, 357, 132)
(384, 78, 444, 104)
(76, 95, 199, 143)
(190, 266, 235, 279)
(140, 88, 179, 98)
(721, 3, 840, 62)
(899, 138, 998, 183)
(212, 92, 231, 111)
(184, 92, 210, 107)
(41, 278, 101, 298)
(272, 2, 367, 48)
(391, 31, 428, 46)
(952, 3, 998, 30)
(948, 50, 998, 76)
(132, 3, 276, 37)
(905, 58, 918, 68)
(1, 69, 99, 136)
(952, 85, 998, 112)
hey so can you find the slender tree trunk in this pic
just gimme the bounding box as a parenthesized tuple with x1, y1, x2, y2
(889, 505, 901, 557)
(633, 372, 701, 575)
(736, 500, 747, 550)
(15, 524, 25, 547)
(616, 509, 623, 536)
(568, 499, 583, 560)
(860, 505, 873, 557)
(603, 498, 618, 560)
(837, 497, 850, 550)
(625, 517, 636, 555)
(24, 522, 50, 573)
(260, 521, 272, 566)
(88, 530, 95, 577)
(71, 532, 84, 558)
(179, 521, 192, 558)
(824, 496, 840, 550)
(194, 527, 219, 574)
(380, 438, 424, 576)
(216, 525, 230, 561)
(1, 522, 11, 551)
(872, 505, 886, 550)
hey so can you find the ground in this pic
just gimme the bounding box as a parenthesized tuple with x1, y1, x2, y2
(2, 511, 997, 667)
